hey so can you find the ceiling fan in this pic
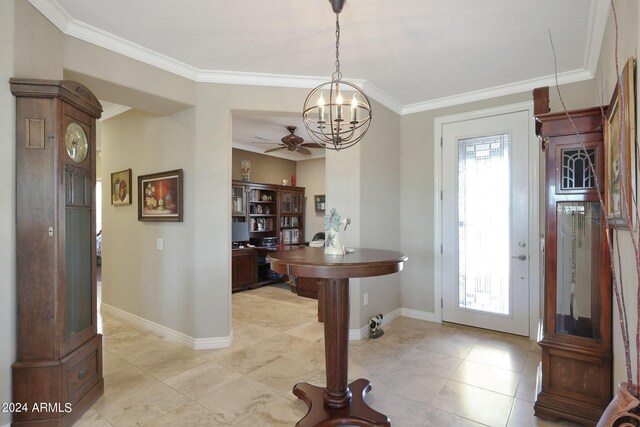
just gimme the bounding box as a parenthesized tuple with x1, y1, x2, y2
(261, 126, 323, 155)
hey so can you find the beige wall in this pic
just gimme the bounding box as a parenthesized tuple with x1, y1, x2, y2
(592, 0, 639, 392)
(101, 109, 198, 335)
(359, 101, 402, 325)
(0, 1, 66, 423)
(296, 158, 326, 241)
(400, 91, 531, 314)
(231, 148, 296, 185)
(0, 2, 16, 424)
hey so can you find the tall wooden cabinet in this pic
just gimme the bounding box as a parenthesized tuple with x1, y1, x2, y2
(231, 180, 305, 245)
(11, 79, 103, 426)
(534, 107, 612, 425)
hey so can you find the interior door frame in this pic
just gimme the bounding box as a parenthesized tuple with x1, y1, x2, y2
(433, 101, 540, 339)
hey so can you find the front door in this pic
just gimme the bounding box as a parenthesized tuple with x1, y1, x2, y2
(442, 109, 531, 336)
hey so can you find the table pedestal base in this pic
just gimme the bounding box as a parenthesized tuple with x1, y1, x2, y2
(293, 378, 391, 427)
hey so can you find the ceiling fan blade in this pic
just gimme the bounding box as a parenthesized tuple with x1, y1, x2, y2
(296, 146, 312, 155)
(251, 140, 279, 144)
(265, 146, 286, 153)
(300, 143, 324, 149)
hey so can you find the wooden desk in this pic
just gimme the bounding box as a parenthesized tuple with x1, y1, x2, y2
(268, 247, 407, 427)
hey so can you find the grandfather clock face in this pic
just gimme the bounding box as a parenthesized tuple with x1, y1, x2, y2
(64, 121, 89, 163)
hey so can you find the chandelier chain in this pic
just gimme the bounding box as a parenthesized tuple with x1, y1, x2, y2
(333, 13, 342, 81)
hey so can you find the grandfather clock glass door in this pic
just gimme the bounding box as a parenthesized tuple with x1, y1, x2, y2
(65, 161, 93, 349)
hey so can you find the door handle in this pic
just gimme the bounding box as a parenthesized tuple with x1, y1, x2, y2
(511, 254, 527, 261)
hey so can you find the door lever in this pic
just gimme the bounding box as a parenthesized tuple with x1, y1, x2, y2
(511, 254, 527, 261)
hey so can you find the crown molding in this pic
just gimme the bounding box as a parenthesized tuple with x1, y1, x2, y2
(100, 103, 132, 121)
(362, 81, 404, 115)
(28, 0, 607, 117)
(401, 69, 593, 115)
(27, 0, 71, 31)
(583, 0, 610, 76)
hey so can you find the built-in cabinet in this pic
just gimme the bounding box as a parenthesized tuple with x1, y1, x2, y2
(232, 249, 258, 291)
(232, 180, 305, 245)
(11, 78, 104, 426)
(534, 107, 612, 425)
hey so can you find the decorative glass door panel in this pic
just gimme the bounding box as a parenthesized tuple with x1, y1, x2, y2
(232, 184, 246, 215)
(292, 192, 302, 213)
(281, 191, 292, 213)
(458, 134, 510, 315)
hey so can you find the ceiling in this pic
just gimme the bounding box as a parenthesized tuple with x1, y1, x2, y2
(32, 0, 609, 159)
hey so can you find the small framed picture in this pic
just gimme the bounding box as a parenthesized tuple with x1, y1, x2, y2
(111, 169, 132, 206)
(315, 194, 326, 213)
(138, 169, 183, 222)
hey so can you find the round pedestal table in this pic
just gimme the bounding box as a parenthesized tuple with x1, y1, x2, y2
(268, 247, 407, 427)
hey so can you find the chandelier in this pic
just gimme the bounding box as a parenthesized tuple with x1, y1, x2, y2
(302, 0, 372, 151)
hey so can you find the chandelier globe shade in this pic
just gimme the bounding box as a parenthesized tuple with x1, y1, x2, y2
(302, 0, 372, 151)
(303, 81, 372, 151)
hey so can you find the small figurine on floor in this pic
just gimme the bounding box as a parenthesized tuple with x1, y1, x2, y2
(369, 314, 384, 339)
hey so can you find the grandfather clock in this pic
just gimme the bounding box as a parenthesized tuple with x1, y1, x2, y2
(11, 79, 103, 426)
(534, 107, 612, 425)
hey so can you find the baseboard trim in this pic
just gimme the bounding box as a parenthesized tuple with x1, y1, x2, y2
(400, 307, 438, 323)
(349, 325, 369, 341)
(348, 307, 403, 341)
(100, 303, 232, 350)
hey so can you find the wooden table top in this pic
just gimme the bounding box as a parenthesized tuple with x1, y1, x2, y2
(267, 247, 407, 279)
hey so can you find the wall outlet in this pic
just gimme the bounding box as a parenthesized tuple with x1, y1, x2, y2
(364, 293, 369, 307)
(156, 238, 164, 250)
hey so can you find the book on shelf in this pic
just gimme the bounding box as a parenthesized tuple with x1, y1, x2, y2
(279, 228, 300, 244)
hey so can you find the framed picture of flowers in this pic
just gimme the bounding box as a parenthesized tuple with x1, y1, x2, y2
(138, 169, 183, 222)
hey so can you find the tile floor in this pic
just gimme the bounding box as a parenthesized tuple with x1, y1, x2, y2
(78, 284, 580, 426)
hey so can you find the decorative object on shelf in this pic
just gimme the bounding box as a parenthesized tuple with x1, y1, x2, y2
(302, 0, 372, 151)
(257, 205, 263, 214)
(282, 179, 288, 185)
(604, 57, 636, 227)
(315, 194, 326, 212)
(292, 174, 296, 186)
(138, 169, 183, 222)
(265, 206, 271, 215)
(324, 208, 350, 255)
(369, 314, 384, 339)
(241, 160, 251, 182)
(111, 168, 132, 206)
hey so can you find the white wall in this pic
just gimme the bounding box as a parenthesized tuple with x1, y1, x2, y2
(296, 157, 326, 241)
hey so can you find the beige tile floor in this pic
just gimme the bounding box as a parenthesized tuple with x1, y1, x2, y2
(78, 284, 581, 426)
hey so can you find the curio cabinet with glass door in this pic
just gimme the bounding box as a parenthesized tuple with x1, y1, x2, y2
(534, 107, 612, 425)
